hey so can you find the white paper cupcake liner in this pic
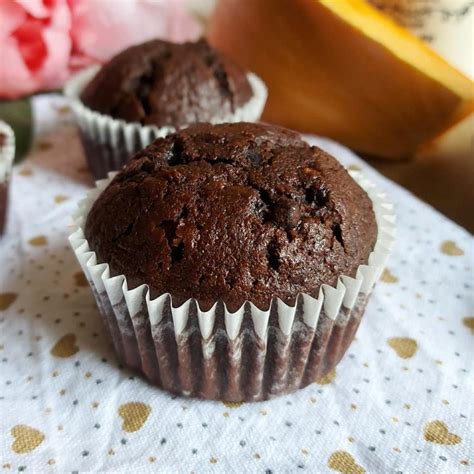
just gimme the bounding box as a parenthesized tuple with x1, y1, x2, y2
(69, 169, 395, 401)
(64, 65, 268, 179)
(0, 121, 15, 235)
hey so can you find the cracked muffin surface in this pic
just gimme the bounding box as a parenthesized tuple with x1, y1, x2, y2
(85, 122, 377, 311)
(80, 39, 253, 128)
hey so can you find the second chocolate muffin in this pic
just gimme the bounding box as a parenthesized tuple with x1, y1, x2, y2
(66, 39, 267, 179)
(81, 39, 254, 128)
(85, 122, 377, 311)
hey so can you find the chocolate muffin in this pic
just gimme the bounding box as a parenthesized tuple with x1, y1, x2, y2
(85, 122, 377, 311)
(0, 133, 7, 235)
(0, 122, 15, 236)
(72, 122, 393, 401)
(81, 39, 254, 128)
(66, 39, 267, 179)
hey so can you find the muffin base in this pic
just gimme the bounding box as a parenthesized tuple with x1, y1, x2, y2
(93, 287, 367, 401)
(78, 130, 134, 182)
(0, 182, 8, 235)
(0, 121, 15, 236)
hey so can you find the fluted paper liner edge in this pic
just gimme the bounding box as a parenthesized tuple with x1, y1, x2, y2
(69, 169, 395, 400)
(0, 121, 15, 184)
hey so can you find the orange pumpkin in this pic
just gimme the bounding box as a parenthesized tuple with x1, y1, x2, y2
(208, 0, 474, 159)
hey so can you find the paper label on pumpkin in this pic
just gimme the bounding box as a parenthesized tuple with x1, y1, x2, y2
(370, 0, 474, 78)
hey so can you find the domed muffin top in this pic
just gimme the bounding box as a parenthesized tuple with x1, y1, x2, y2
(80, 39, 253, 128)
(85, 122, 377, 311)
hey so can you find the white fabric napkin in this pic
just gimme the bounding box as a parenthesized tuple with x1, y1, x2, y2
(0, 95, 472, 473)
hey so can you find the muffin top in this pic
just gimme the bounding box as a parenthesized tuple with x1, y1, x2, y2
(80, 39, 253, 128)
(85, 123, 377, 311)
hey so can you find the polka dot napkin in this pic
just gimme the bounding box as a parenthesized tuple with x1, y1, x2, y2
(0, 96, 472, 473)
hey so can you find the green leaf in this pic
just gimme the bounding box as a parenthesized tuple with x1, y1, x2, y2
(0, 98, 33, 163)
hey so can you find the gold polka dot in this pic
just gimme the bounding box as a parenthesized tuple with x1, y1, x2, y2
(302, 448, 309, 455)
(47, 459, 55, 465)
(260, 409, 268, 416)
(118, 402, 151, 433)
(92, 402, 99, 409)
(28, 235, 48, 246)
(85, 371, 92, 379)
(350, 403, 357, 410)
(52, 371, 58, 377)
(392, 417, 399, 423)
(381, 268, 399, 283)
(316, 368, 336, 385)
(74, 271, 88, 287)
(328, 451, 365, 474)
(222, 401, 243, 409)
(37, 141, 52, 151)
(463, 317, 474, 334)
(310, 397, 317, 404)
(387, 337, 418, 358)
(209, 457, 218, 464)
(435, 359, 443, 365)
(50, 334, 79, 358)
(149, 457, 156, 463)
(3, 464, 11, 469)
(18, 168, 33, 176)
(56, 105, 71, 115)
(254, 453, 261, 460)
(59, 390, 66, 396)
(54, 195, 69, 204)
(393, 447, 401, 453)
(347, 437, 355, 443)
(460, 459, 469, 466)
(404, 403, 411, 410)
(441, 240, 464, 256)
(442, 400, 449, 405)
(223, 412, 229, 418)
(108, 448, 115, 455)
(0, 293, 18, 311)
(57, 424, 63, 431)
(10, 425, 45, 453)
(346, 164, 362, 172)
(424, 420, 461, 445)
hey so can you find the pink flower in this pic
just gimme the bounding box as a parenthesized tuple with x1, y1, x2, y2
(0, 0, 72, 99)
(69, 0, 202, 66)
(0, 0, 202, 99)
